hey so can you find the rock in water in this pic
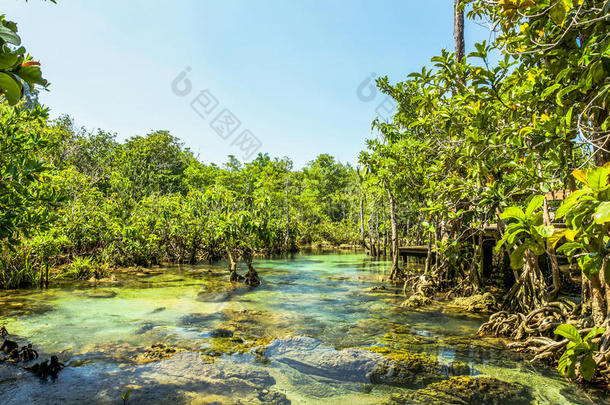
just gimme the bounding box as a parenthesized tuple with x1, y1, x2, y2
(386, 376, 533, 405)
(210, 329, 234, 338)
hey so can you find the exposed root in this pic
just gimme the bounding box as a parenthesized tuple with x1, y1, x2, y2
(479, 302, 610, 381)
(402, 273, 439, 298)
(478, 301, 575, 340)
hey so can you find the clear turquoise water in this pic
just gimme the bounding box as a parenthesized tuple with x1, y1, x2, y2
(0, 251, 606, 404)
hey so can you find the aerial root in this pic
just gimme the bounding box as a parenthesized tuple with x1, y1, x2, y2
(478, 301, 576, 341)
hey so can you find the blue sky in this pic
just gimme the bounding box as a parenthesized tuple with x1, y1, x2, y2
(4, 0, 493, 167)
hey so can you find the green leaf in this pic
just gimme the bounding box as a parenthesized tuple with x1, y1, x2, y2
(541, 83, 561, 98)
(557, 350, 572, 376)
(0, 71, 22, 105)
(580, 354, 597, 381)
(525, 195, 545, 217)
(555, 200, 576, 219)
(16, 65, 47, 88)
(499, 206, 526, 222)
(121, 388, 133, 400)
(572, 170, 589, 185)
(556, 241, 582, 255)
(510, 243, 528, 270)
(556, 84, 579, 106)
(548, 229, 565, 248)
(586, 60, 606, 89)
(528, 240, 545, 255)
(584, 326, 605, 342)
(554, 324, 582, 344)
(593, 201, 610, 224)
(587, 167, 609, 191)
(578, 254, 598, 279)
(0, 47, 20, 69)
(0, 24, 21, 46)
(535, 225, 554, 238)
(531, 211, 544, 226)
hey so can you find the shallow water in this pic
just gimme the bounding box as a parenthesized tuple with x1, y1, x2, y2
(0, 251, 606, 404)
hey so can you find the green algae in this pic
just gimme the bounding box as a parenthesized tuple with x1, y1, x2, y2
(203, 335, 271, 358)
(135, 343, 185, 363)
(386, 376, 534, 405)
(402, 293, 431, 309)
(362, 345, 469, 388)
(451, 292, 497, 313)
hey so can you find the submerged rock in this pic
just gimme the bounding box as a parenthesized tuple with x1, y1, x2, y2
(135, 343, 183, 363)
(203, 335, 271, 359)
(2, 351, 287, 405)
(196, 291, 232, 302)
(386, 376, 533, 404)
(266, 336, 471, 389)
(452, 293, 497, 312)
(210, 329, 234, 338)
(217, 308, 297, 339)
(366, 346, 452, 388)
(84, 290, 117, 299)
(180, 312, 219, 327)
(266, 337, 383, 383)
(402, 294, 432, 309)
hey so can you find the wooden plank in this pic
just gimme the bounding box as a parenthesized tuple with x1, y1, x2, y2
(398, 246, 431, 258)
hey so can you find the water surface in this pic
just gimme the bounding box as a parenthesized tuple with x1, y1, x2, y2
(0, 252, 605, 404)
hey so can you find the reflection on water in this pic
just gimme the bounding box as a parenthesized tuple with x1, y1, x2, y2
(0, 252, 606, 404)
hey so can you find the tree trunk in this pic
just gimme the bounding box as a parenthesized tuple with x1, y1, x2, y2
(454, 0, 465, 62)
(243, 248, 261, 287)
(227, 247, 242, 282)
(359, 195, 369, 250)
(590, 272, 607, 325)
(543, 198, 562, 301)
(368, 211, 377, 258)
(382, 197, 388, 257)
(424, 223, 432, 274)
(385, 180, 400, 280)
(375, 202, 381, 257)
(503, 249, 546, 312)
(284, 180, 290, 250)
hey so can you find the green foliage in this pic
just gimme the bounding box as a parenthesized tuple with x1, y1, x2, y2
(0, 14, 48, 105)
(496, 196, 546, 269)
(0, 103, 62, 248)
(0, 97, 365, 287)
(67, 257, 108, 280)
(553, 167, 610, 279)
(121, 388, 132, 405)
(555, 324, 605, 381)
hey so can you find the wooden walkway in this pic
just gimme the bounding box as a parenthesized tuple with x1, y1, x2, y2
(398, 246, 430, 258)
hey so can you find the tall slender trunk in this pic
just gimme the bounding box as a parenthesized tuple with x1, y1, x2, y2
(382, 197, 388, 256)
(385, 180, 400, 280)
(454, 0, 465, 62)
(538, 160, 561, 301)
(424, 216, 432, 274)
(227, 247, 241, 282)
(368, 210, 377, 257)
(359, 195, 369, 250)
(374, 202, 380, 258)
(284, 180, 290, 250)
